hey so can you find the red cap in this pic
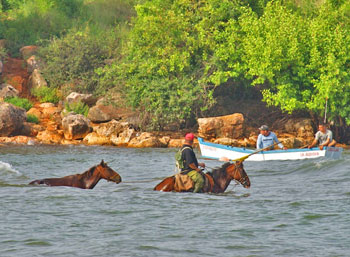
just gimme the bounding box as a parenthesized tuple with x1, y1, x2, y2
(185, 133, 195, 141)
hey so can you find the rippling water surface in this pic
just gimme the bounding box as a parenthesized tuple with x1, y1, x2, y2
(0, 145, 349, 257)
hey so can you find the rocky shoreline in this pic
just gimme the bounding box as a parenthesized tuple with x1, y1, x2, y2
(2, 101, 347, 149)
(0, 44, 348, 149)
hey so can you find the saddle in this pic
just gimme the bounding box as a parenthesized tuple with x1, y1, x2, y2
(173, 172, 214, 192)
(174, 173, 194, 192)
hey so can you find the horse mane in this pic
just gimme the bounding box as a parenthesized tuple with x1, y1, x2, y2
(207, 162, 232, 181)
(81, 165, 97, 178)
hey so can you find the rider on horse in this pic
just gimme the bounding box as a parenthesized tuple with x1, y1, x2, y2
(179, 133, 206, 193)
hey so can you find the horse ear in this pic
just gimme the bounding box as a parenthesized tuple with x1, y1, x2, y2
(100, 160, 105, 166)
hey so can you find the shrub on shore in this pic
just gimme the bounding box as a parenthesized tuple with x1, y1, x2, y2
(31, 86, 60, 104)
(27, 114, 39, 124)
(4, 96, 33, 111)
(64, 101, 89, 117)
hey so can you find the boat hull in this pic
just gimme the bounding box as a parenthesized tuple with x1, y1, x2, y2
(198, 138, 343, 161)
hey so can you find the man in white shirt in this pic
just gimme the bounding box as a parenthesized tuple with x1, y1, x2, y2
(256, 125, 287, 150)
(308, 123, 336, 150)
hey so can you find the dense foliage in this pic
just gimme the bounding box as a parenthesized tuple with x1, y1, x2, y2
(2, 0, 350, 131)
(113, 0, 350, 128)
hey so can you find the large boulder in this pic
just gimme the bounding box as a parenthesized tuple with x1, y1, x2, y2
(36, 129, 64, 144)
(93, 120, 129, 137)
(0, 102, 27, 136)
(87, 104, 124, 123)
(168, 138, 184, 148)
(198, 113, 245, 140)
(127, 132, 165, 148)
(66, 92, 97, 107)
(62, 114, 92, 140)
(0, 84, 19, 98)
(83, 132, 111, 145)
(110, 127, 135, 146)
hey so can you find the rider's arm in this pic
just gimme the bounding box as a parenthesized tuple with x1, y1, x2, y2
(189, 163, 200, 172)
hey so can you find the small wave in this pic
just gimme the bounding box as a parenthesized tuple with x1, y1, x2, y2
(0, 161, 21, 174)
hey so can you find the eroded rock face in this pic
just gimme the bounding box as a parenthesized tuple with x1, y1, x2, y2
(0, 103, 26, 136)
(198, 113, 245, 140)
(62, 114, 92, 140)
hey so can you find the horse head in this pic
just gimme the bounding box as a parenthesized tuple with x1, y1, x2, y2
(96, 160, 122, 184)
(226, 161, 250, 188)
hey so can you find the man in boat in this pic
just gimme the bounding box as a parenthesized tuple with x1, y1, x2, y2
(180, 133, 206, 193)
(308, 123, 336, 150)
(256, 125, 287, 150)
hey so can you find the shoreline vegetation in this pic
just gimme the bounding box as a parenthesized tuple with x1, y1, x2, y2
(1, 0, 350, 148)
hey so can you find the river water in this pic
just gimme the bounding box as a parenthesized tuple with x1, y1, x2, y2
(0, 145, 349, 257)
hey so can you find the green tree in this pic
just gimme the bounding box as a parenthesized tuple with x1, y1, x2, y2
(106, 0, 250, 129)
(241, 0, 350, 125)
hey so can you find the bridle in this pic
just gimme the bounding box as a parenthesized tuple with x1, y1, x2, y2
(232, 162, 249, 187)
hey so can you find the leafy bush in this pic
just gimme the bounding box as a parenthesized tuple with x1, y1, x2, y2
(4, 96, 33, 111)
(64, 101, 89, 117)
(38, 28, 109, 93)
(27, 114, 39, 124)
(31, 86, 60, 104)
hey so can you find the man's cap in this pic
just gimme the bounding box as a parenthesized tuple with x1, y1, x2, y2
(185, 133, 195, 141)
(259, 125, 269, 131)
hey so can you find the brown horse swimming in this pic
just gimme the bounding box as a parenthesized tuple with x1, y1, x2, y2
(29, 160, 121, 189)
(154, 161, 250, 193)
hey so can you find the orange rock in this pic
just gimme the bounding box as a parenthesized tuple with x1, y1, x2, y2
(36, 130, 63, 144)
(0, 136, 35, 144)
(110, 128, 134, 146)
(168, 139, 184, 148)
(83, 132, 111, 145)
(198, 113, 244, 140)
(27, 108, 42, 119)
(127, 132, 164, 148)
